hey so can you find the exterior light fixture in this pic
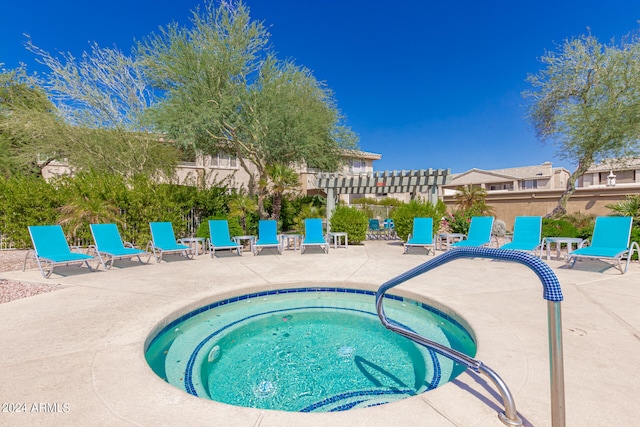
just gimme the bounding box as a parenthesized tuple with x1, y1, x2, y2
(606, 171, 616, 187)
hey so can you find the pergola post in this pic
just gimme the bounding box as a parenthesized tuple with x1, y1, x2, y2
(326, 188, 336, 233)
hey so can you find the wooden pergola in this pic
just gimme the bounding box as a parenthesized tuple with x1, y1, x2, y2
(315, 169, 451, 231)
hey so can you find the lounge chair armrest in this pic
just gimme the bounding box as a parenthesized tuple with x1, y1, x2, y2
(123, 241, 136, 248)
(22, 250, 36, 272)
(579, 239, 590, 248)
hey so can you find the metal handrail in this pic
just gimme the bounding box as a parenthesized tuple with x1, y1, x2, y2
(376, 247, 565, 427)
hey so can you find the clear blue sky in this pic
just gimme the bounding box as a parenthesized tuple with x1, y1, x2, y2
(2, 1, 640, 173)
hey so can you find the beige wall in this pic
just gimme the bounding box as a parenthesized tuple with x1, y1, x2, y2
(444, 185, 640, 230)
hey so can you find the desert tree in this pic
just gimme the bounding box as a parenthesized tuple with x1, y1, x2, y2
(523, 31, 640, 216)
(24, 40, 180, 177)
(0, 65, 64, 177)
(138, 0, 357, 217)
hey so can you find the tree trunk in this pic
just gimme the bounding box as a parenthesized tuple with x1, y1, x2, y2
(547, 160, 592, 218)
(271, 192, 282, 220)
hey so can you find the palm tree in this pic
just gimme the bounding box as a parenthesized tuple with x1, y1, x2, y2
(607, 195, 640, 225)
(228, 192, 257, 234)
(454, 185, 495, 215)
(265, 163, 300, 221)
(58, 195, 121, 242)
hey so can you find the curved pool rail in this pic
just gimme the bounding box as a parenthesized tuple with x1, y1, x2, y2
(376, 247, 566, 427)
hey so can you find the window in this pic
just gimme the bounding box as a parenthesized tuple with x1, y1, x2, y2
(523, 180, 538, 189)
(349, 159, 366, 173)
(601, 170, 635, 184)
(211, 152, 238, 169)
(489, 183, 513, 191)
(488, 183, 513, 191)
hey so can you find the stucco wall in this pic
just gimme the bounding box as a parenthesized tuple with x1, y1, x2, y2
(444, 185, 640, 230)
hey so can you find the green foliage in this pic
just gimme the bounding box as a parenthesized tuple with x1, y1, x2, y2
(138, 0, 357, 217)
(444, 204, 489, 235)
(541, 218, 579, 239)
(445, 210, 471, 235)
(264, 163, 299, 221)
(294, 203, 326, 234)
(0, 175, 63, 247)
(631, 226, 640, 260)
(329, 206, 367, 244)
(0, 171, 234, 248)
(228, 193, 258, 234)
(523, 31, 640, 215)
(289, 195, 326, 232)
(0, 66, 61, 178)
(607, 195, 640, 225)
(541, 213, 595, 240)
(24, 40, 180, 178)
(454, 185, 494, 215)
(277, 196, 297, 232)
(391, 199, 447, 242)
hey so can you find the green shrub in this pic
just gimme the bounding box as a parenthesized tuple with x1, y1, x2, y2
(631, 226, 640, 260)
(329, 206, 368, 244)
(391, 199, 447, 242)
(0, 175, 63, 247)
(444, 204, 488, 235)
(293, 199, 326, 233)
(0, 171, 236, 248)
(541, 218, 579, 238)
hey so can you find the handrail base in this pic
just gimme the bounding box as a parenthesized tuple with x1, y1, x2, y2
(499, 411, 524, 426)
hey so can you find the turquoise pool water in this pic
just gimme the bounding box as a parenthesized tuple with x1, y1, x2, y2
(145, 288, 476, 412)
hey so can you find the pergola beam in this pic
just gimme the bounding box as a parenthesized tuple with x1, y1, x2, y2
(315, 169, 451, 232)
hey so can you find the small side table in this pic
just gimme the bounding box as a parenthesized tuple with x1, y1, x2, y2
(232, 235, 255, 254)
(328, 232, 348, 249)
(280, 234, 302, 251)
(437, 233, 465, 251)
(178, 237, 205, 256)
(544, 237, 584, 260)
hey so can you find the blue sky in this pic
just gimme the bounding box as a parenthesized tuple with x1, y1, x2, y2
(2, 1, 640, 173)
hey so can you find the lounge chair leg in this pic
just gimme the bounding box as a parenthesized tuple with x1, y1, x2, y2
(37, 258, 53, 278)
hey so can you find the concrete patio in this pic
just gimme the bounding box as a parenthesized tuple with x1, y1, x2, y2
(0, 239, 638, 426)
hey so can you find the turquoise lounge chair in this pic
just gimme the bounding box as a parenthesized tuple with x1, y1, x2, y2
(451, 216, 494, 248)
(147, 222, 192, 262)
(567, 216, 638, 274)
(368, 219, 382, 239)
(253, 220, 281, 255)
(301, 218, 328, 254)
(500, 216, 543, 256)
(90, 223, 151, 269)
(403, 217, 435, 254)
(24, 225, 95, 278)
(207, 219, 242, 258)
